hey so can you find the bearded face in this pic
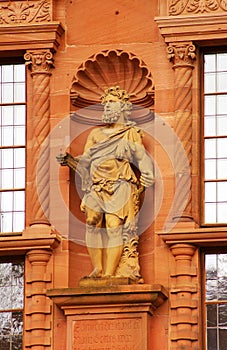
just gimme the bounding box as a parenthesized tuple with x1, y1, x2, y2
(102, 101, 122, 124)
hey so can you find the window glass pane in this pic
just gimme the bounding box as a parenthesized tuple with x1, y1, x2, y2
(205, 73, 216, 93)
(217, 72, 227, 92)
(1, 169, 13, 188)
(14, 105, 25, 125)
(205, 182, 217, 202)
(14, 191, 25, 211)
(217, 53, 227, 71)
(205, 139, 216, 159)
(1, 148, 13, 168)
(205, 203, 217, 223)
(217, 203, 227, 223)
(217, 138, 227, 158)
(13, 212, 24, 232)
(217, 116, 227, 136)
(1, 212, 12, 232)
(217, 182, 227, 202)
(219, 328, 227, 350)
(205, 95, 216, 116)
(217, 95, 227, 114)
(207, 304, 217, 327)
(0, 191, 13, 211)
(2, 66, 13, 83)
(1, 106, 13, 126)
(14, 65, 25, 82)
(205, 159, 217, 180)
(207, 328, 217, 350)
(2, 83, 13, 103)
(14, 148, 25, 168)
(2, 126, 13, 146)
(14, 126, 25, 146)
(14, 83, 25, 103)
(205, 116, 216, 137)
(217, 159, 227, 179)
(14, 169, 25, 188)
(205, 54, 216, 72)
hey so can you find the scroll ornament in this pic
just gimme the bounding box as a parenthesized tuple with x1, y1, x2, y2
(0, 0, 51, 24)
(169, 0, 227, 15)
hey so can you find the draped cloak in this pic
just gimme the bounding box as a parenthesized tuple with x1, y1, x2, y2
(80, 124, 143, 224)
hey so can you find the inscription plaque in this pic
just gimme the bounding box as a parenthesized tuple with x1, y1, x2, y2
(73, 317, 143, 350)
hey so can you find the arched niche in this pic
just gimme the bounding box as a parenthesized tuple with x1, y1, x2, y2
(70, 49, 155, 125)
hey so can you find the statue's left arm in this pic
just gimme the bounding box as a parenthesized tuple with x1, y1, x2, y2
(133, 130, 155, 188)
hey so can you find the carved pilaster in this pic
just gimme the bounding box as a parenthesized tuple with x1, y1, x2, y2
(170, 244, 198, 350)
(24, 49, 54, 225)
(167, 42, 196, 221)
(25, 249, 52, 349)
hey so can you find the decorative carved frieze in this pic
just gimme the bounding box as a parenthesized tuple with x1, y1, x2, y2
(169, 0, 227, 15)
(0, 0, 51, 25)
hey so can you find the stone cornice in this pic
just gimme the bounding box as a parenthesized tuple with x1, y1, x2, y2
(0, 22, 64, 52)
(0, 230, 61, 255)
(47, 284, 168, 315)
(155, 13, 227, 44)
(158, 227, 227, 246)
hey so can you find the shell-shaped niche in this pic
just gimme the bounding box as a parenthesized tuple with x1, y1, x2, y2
(70, 49, 154, 109)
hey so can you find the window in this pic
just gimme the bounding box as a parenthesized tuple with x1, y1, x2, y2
(0, 63, 26, 233)
(205, 253, 227, 350)
(203, 52, 227, 224)
(0, 258, 24, 350)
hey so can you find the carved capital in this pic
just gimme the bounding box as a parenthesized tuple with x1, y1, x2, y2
(167, 42, 196, 68)
(170, 243, 196, 260)
(24, 49, 54, 75)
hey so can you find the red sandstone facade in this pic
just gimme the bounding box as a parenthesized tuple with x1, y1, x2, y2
(1, 1, 227, 349)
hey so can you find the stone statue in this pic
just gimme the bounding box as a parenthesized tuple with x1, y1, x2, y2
(57, 86, 154, 283)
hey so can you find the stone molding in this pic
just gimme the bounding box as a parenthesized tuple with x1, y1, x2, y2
(158, 226, 227, 246)
(47, 284, 168, 313)
(155, 13, 227, 44)
(0, 22, 64, 52)
(0, 0, 52, 25)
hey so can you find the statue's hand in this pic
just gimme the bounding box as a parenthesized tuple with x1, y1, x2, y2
(56, 153, 68, 166)
(140, 171, 155, 188)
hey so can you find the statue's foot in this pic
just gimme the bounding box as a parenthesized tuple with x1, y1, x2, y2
(88, 267, 102, 278)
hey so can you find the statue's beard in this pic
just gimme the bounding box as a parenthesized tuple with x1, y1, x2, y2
(102, 110, 121, 124)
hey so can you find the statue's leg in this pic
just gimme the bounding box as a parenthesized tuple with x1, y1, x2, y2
(85, 207, 103, 278)
(102, 213, 123, 277)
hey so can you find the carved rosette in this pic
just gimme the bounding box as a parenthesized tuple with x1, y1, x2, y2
(167, 42, 196, 221)
(170, 244, 198, 349)
(169, 0, 227, 15)
(0, 0, 51, 25)
(25, 249, 52, 349)
(24, 50, 54, 225)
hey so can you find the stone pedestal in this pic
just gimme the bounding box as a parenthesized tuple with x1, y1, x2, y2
(47, 284, 167, 350)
